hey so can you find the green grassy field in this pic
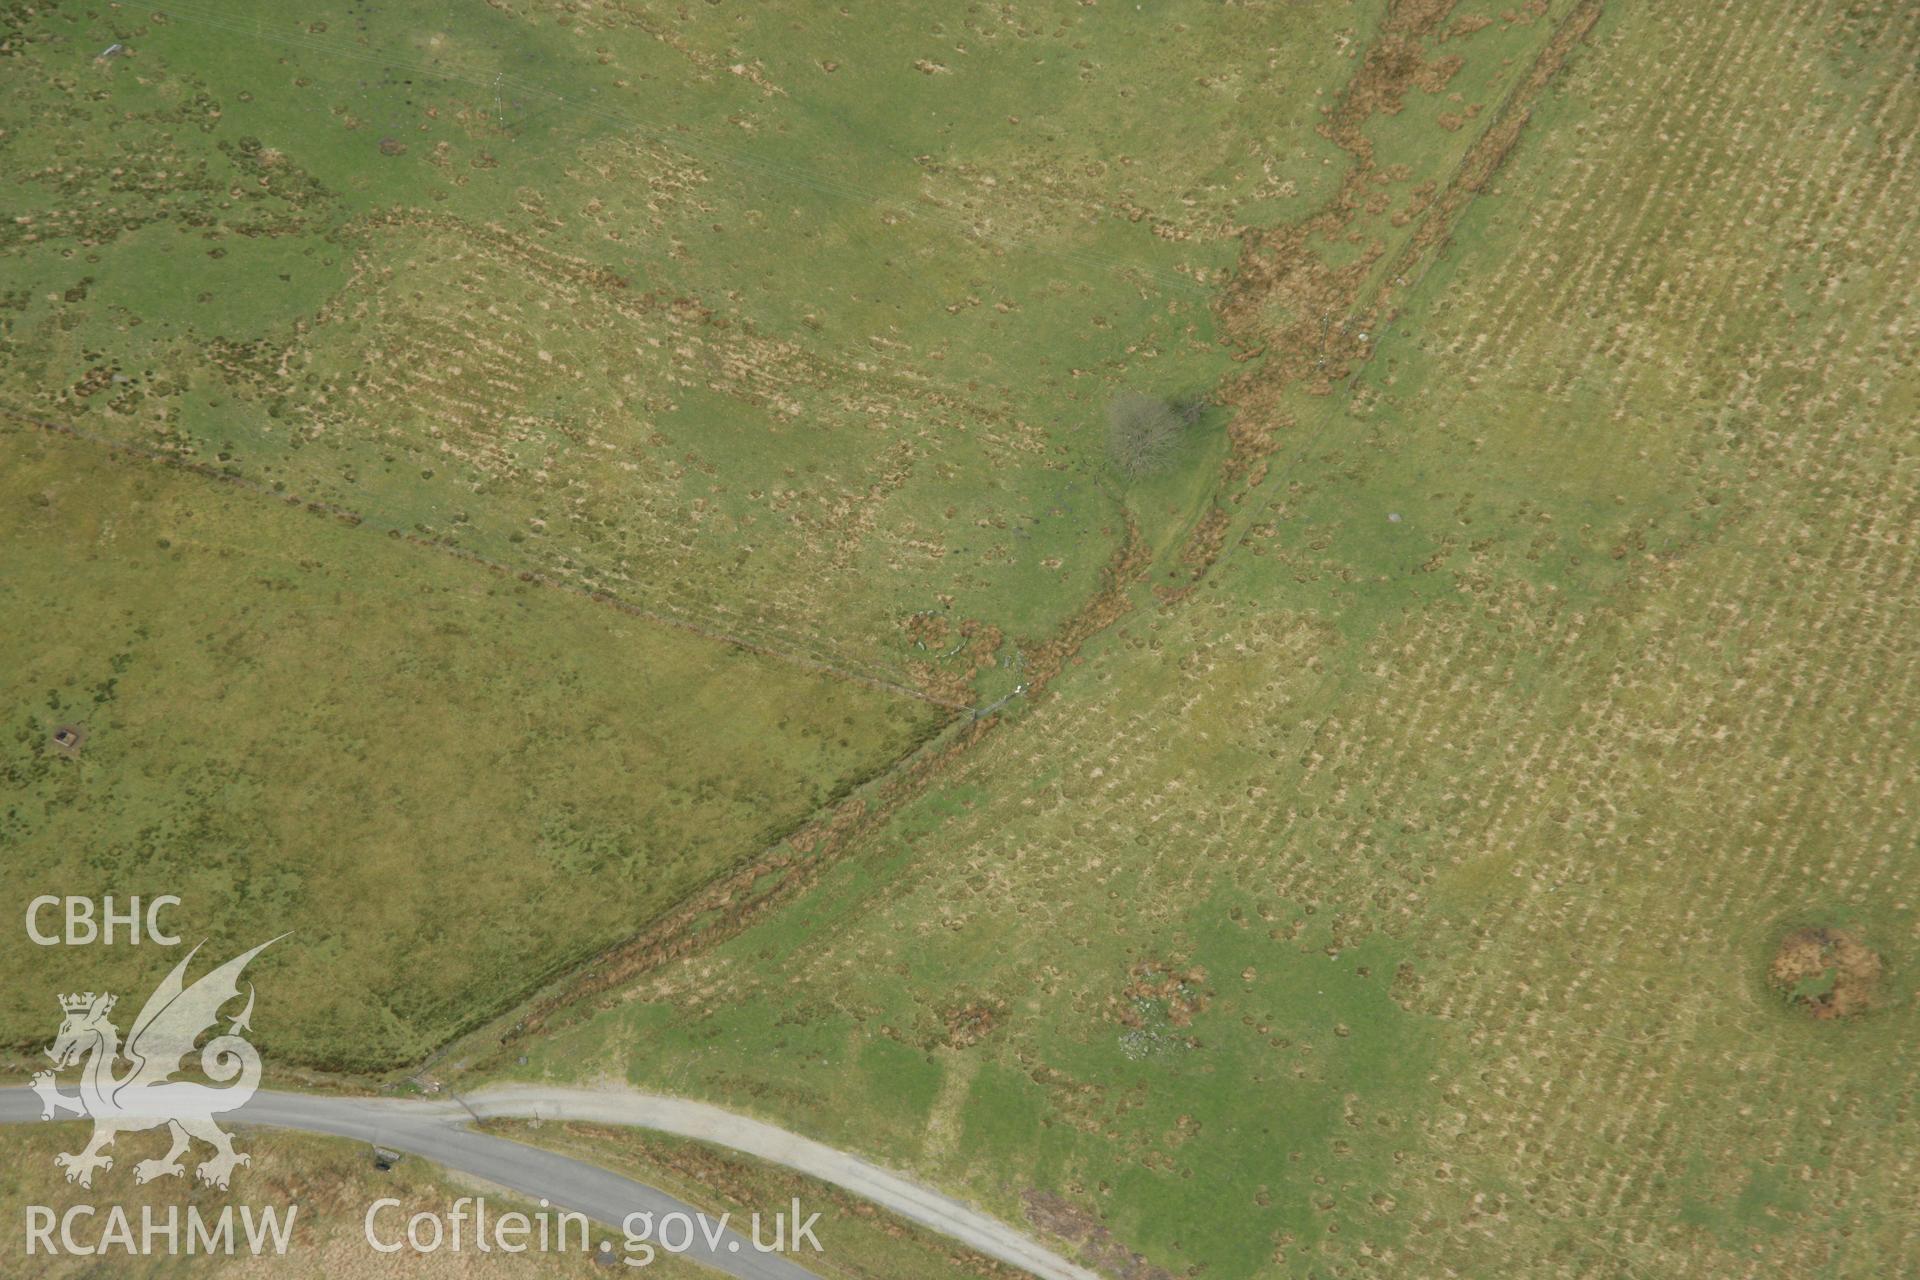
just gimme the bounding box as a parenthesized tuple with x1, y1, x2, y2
(475, 2, 1920, 1278)
(0, 0, 1371, 702)
(0, 428, 939, 1070)
(6, 0, 1918, 1277)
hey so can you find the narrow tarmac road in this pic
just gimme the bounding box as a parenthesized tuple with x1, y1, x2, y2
(0, 1085, 1102, 1280)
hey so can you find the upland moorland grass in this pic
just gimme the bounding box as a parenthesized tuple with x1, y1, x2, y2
(488, 2, 1920, 1277)
(4, 0, 1916, 1276)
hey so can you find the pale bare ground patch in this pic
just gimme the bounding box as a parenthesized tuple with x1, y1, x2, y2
(920, 1050, 984, 1164)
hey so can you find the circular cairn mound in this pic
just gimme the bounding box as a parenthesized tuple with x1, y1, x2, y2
(1768, 927, 1883, 1020)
